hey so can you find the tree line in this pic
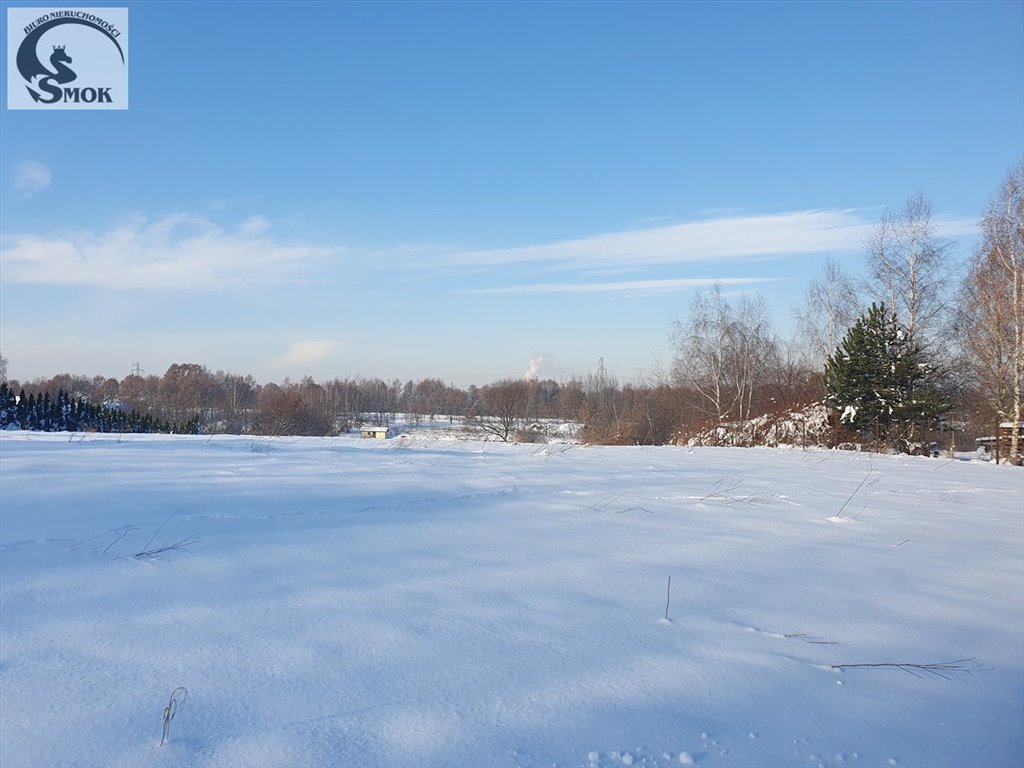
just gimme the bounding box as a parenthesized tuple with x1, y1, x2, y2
(0, 381, 198, 434)
(0, 163, 1020, 461)
(0, 365, 688, 443)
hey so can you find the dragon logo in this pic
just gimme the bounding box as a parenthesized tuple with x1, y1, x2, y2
(11, 11, 126, 108)
(21, 42, 78, 101)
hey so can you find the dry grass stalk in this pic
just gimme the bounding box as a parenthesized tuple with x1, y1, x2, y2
(160, 687, 188, 747)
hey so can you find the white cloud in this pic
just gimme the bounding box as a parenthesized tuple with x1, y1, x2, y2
(444, 210, 978, 269)
(276, 340, 337, 368)
(13, 161, 52, 196)
(1, 206, 978, 295)
(0, 213, 341, 290)
(934, 217, 980, 238)
(464, 276, 779, 295)
(240, 215, 271, 235)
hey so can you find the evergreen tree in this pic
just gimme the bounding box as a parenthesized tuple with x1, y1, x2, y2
(41, 391, 52, 430)
(0, 384, 184, 435)
(0, 382, 15, 427)
(825, 303, 951, 451)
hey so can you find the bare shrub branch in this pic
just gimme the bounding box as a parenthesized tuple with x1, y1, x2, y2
(133, 534, 202, 560)
(831, 659, 988, 680)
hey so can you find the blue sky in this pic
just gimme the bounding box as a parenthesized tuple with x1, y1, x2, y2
(2, 0, 1022, 385)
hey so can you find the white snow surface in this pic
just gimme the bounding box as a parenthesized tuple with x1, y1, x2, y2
(1, 433, 1022, 768)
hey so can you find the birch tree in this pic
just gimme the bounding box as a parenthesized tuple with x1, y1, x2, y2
(863, 192, 951, 345)
(671, 285, 778, 423)
(957, 162, 1024, 463)
(672, 286, 734, 422)
(795, 257, 861, 365)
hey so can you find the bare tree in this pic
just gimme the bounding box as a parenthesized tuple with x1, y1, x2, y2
(557, 378, 586, 423)
(0, 352, 7, 382)
(325, 377, 364, 426)
(671, 285, 779, 423)
(610, 383, 683, 445)
(252, 382, 332, 436)
(580, 367, 623, 443)
(467, 379, 530, 441)
(672, 286, 733, 422)
(794, 257, 861, 365)
(117, 373, 161, 418)
(731, 293, 779, 421)
(863, 192, 951, 344)
(765, 336, 822, 413)
(216, 371, 258, 433)
(956, 162, 1024, 463)
(298, 376, 338, 434)
(159, 363, 218, 425)
(93, 376, 121, 404)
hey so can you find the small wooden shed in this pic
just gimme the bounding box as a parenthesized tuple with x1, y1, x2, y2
(360, 425, 390, 440)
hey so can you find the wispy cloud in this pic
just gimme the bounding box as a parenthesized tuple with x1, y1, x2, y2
(463, 276, 779, 295)
(1, 207, 978, 294)
(0, 213, 341, 290)
(13, 161, 52, 196)
(240, 215, 271, 235)
(444, 210, 978, 269)
(276, 340, 338, 368)
(934, 217, 981, 238)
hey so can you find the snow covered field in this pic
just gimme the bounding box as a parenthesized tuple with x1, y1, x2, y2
(1, 433, 1021, 768)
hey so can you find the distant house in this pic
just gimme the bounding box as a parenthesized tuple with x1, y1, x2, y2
(360, 425, 390, 439)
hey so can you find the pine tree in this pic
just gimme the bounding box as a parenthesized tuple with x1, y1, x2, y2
(825, 303, 951, 452)
(41, 391, 52, 430)
(0, 382, 15, 428)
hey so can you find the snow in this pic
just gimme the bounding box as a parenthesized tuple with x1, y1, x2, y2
(686, 404, 832, 448)
(1, 432, 1022, 768)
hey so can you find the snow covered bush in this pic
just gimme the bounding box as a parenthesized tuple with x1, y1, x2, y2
(681, 403, 833, 448)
